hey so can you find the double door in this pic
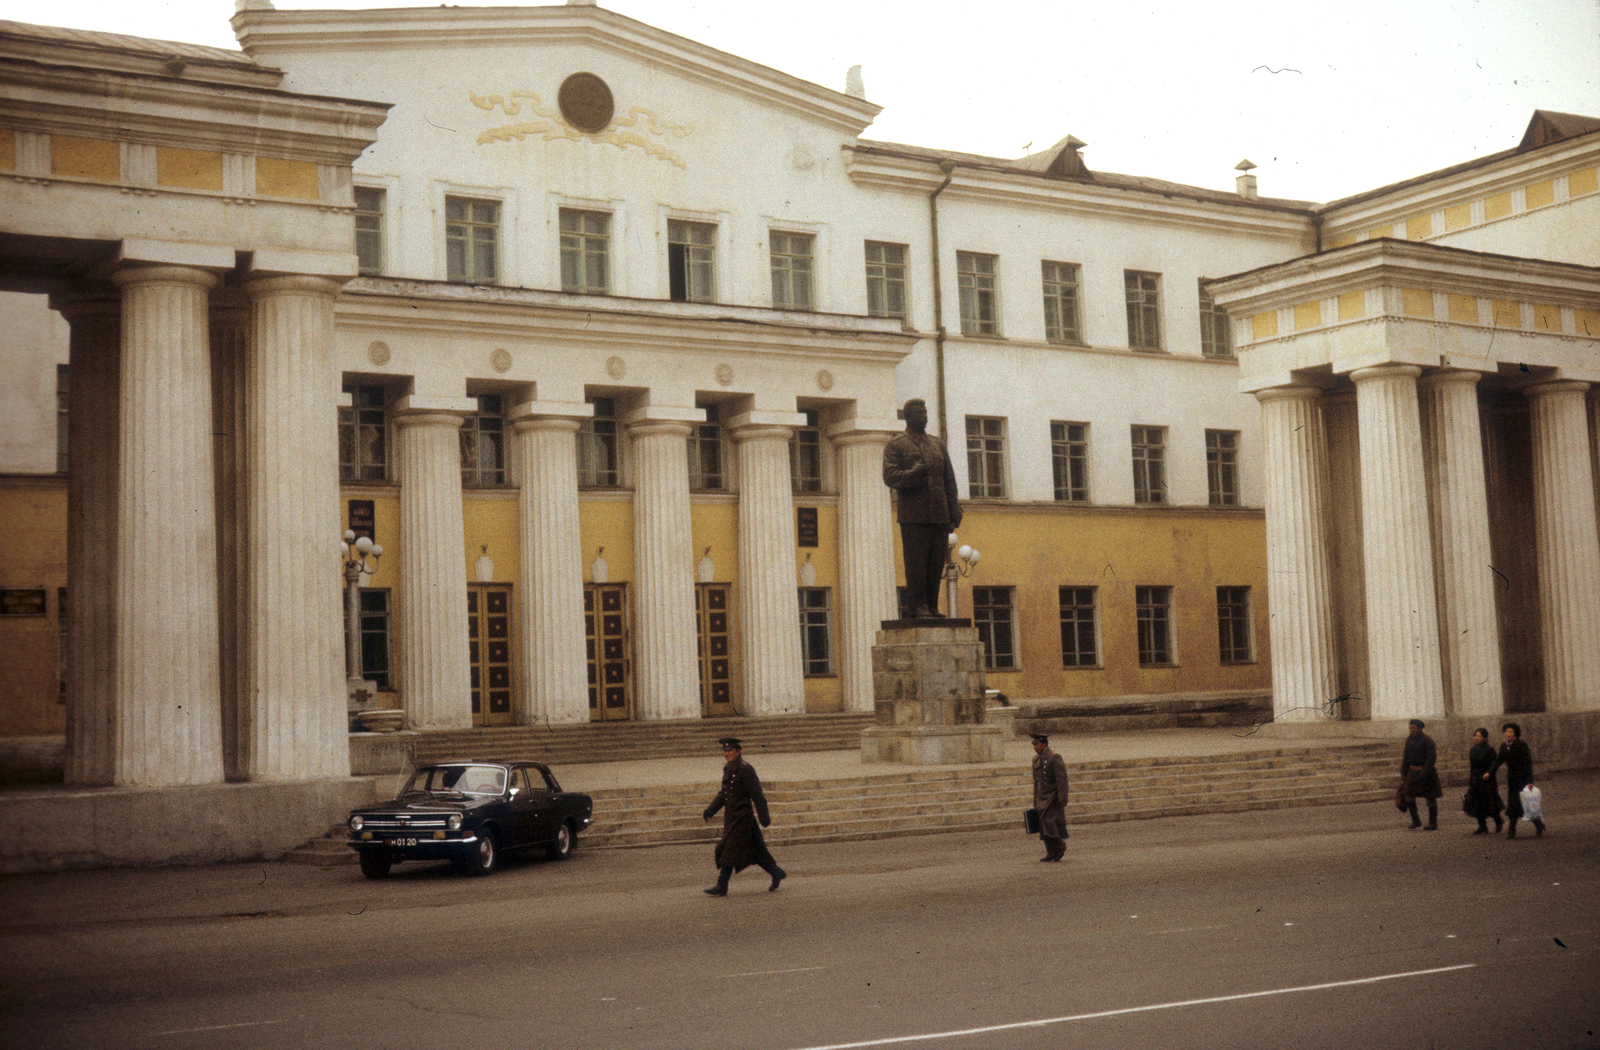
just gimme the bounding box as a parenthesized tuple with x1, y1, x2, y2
(468, 584, 514, 727)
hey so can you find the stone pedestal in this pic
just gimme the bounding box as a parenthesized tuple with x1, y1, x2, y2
(860, 621, 1004, 765)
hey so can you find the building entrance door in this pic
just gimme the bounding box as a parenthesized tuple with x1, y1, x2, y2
(468, 584, 514, 726)
(695, 583, 736, 717)
(586, 583, 631, 721)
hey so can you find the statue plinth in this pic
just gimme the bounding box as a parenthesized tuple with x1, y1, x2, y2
(860, 621, 1004, 765)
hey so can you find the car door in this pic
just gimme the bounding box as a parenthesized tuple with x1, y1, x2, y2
(515, 764, 560, 845)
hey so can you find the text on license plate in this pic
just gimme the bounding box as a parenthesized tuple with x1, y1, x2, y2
(388, 837, 418, 847)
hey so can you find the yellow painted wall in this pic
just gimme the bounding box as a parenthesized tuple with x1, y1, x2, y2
(578, 498, 634, 582)
(0, 483, 68, 736)
(156, 146, 224, 191)
(255, 156, 320, 200)
(462, 495, 521, 583)
(1571, 168, 1599, 198)
(51, 135, 119, 181)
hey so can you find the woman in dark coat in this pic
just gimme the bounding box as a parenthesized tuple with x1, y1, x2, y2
(1486, 722, 1544, 839)
(1466, 728, 1504, 835)
(701, 738, 786, 896)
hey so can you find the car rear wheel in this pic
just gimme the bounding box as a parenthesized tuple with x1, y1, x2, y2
(462, 830, 498, 876)
(358, 852, 392, 879)
(547, 821, 574, 860)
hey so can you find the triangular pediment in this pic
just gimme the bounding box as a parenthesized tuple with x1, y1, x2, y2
(1518, 109, 1600, 152)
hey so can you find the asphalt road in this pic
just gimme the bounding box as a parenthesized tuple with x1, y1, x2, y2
(2, 771, 1597, 1050)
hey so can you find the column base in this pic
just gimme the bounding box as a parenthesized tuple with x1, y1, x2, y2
(860, 723, 1004, 765)
(862, 622, 994, 765)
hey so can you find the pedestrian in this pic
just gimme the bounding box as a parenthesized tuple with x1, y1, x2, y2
(1465, 727, 1504, 836)
(701, 737, 786, 896)
(1398, 718, 1442, 830)
(1486, 722, 1544, 839)
(1030, 733, 1070, 861)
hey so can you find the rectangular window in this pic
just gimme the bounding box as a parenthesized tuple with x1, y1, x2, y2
(560, 208, 610, 294)
(770, 231, 814, 310)
(972, 585, 1017, 670)
(446, 196, 498, 284)
(460, 393, 507, 487)
(1131, 424, 1167, 504)
(865, 241, 908, 321)
(667, 219, 715, 303)
(55, 364, 69, 475)
(1125, 270, 1163, 350)
(577, 395, 620, 488)
(56, 587, 68, 702)
(1206, 429, 1240, 506)
(1042, 260, 1082, 344)
(343, 587, 393, 690)
(354, 186, 384, 276)
(1198, 279, 1233, 358)
(790, 409, 823, 494)
(339, 383, 389, 483)
(689, 403, 726, 492)
(798, 587, 834, 676)
(1051, 421, 1089, 503)
(1217, 586, 1253, 664)
(1059, 585, 1098, 667)
(957, 251, 999, 335)
(1136, 585, 1174, 667)
(966, 416, 1007, 499)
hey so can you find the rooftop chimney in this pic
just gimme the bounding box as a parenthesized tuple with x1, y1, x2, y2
(1235, 159, 1258, 199)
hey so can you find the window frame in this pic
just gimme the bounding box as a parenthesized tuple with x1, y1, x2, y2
(769, 230, 815, 311)
(972, 585, 1017, 671)
(354, 186, 385, 277)
(1131, 424, 1167, 505)
(577, 395, 621, 488)
(1198, 279, 1234, 358)
(798, 586, 835, 676)
(1136, 585, 1175, 667)
(445, 195, 500, 285)
(1124, 270, 1163, 350)
(1058, 585, 1100, 668)
(1041, 260, 1083, 344)
(957, 251, 1000, 336)
(965, 415, 1008, 499)
(339, 383, 390, 484)
(1217, 585, 1254, 664)
(1206, 429, 1240, 507)
(790, 409, 823, 494)
(688, 402, 727, 492)
(560, 208, 611, 295)
(460, 393, 508, 488)
(1050, 421, 1089, 503)
(865, 240, 909, 321)
(667, 218, 716, 304)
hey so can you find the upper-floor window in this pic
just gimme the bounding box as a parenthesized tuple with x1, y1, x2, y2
(1059, 585, 1099, 667)
(689, 403, 726, 492)
(461, 393, 507, 487)
(1131, 424, 1167, 504)
(1051, 421, 1089, 503)
(1125, 270, 1163, 350)
(770, 231, 814, 310)
(577, 395, 620, 488)
(1136, 585, 1175, 666)
(1198, 279, 1233, 358)
(55, 364, 69, 475)
(354, 187, 385, 276)
(1041, 260, 1083, 344)
(798, 587, 834, 676)
(966, 415, 1007, 499)
(790, 409, 823, 494)
(865, 241, 908, 321)
(972, 585, 1017, 670)
(446, 196, 499, 284)
(668, 219, 716, 303)
(560, 209, 610, 294)
(1217, 586, 1253, 664)
(1206, 429, 1240, 506)
(957, 251, 999, 336)
(339, 383, 389, 483)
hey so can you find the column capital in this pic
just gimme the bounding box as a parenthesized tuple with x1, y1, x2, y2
(728, 409, 806, 434)
(1253, 383, 1325, 404)
(1522, 378, 1590, 400)
(509, 399, 594, 430)
(242, 274, 344, 301)
(625, 418, 695, 440)
(49, 282, 119, 319)
(1350, 363, 1423, 384)
(110, 264, 219, 292)
(1418, 367, 1485, 390)
(391, 395, 475, 429)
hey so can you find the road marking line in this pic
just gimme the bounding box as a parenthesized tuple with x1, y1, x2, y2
(1147, 924, 1230, 935)
(721, 966, 826, 979)
(778, 964, 1476, 1050)
(154, 1020, 291, 1036)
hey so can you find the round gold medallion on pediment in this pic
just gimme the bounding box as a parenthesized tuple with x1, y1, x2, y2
(558, 72, 615, 133)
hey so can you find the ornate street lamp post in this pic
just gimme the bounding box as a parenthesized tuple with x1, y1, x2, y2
(341, 529, 383, 709)
(944, 532, 981, 619)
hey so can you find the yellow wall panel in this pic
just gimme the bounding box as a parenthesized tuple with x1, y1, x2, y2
(157, 146, 224, 191)
(1294, 301, 1322, 331)
(51, 135, 119, 181)
(1404, 214, 1433, 240)
(1447, 294, 1479, 325)
(1337, 291, 1366, 321)
(1401, 288, 1434, 319)
(1483, 192, 1512, 220)
(1443, 203, 1471, 230)
(255, 156, 320, 200)
(1328, 233, 1357, 249)
(1575, 308, 1600, 339)
(1532, 303, 1562, 332)
(1491, 300, 1521, 328)
(1524, 179, 1554, 210)
(578, 498, 635, 583)
(462, 496, 521, 583)
(0, 128, 13, 171)
(1366, 224, 1393, 240)
(1250, 312, 1278, 341)
(1570, 167, 1598, 198)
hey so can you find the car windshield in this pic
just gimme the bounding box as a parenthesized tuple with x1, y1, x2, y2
(404, 764, 507, 796)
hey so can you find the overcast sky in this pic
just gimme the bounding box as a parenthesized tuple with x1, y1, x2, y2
(6, 0, 1598, 203)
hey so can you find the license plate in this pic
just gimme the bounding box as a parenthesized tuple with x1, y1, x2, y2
(389, 837, 418, 847)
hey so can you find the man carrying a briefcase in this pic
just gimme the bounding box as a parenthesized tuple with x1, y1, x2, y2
(1031, 733, 1070, 862)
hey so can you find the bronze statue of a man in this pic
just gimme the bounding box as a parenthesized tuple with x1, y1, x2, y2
(882, 398, 963, 618)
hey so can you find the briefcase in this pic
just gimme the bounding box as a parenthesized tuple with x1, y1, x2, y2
(1024, 808, 1041, 834)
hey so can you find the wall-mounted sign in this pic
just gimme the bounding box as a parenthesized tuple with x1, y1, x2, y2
(796, 507, 819, 548)
(1, 588, 48, 617)
(348, 500, 376, 543)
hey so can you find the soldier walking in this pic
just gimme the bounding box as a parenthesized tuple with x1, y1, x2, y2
(702, 737, 787, 896)
(1031, 733, 1070, 861)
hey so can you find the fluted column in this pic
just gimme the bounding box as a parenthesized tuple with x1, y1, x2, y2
(1524, 380, 1600, 711)
(394, 397, 475, 729)
(834, 427, 898, 713)
(1255, 385, 1338, 722)
(241, 276, 349, 778)
(628, 418, 700, 721)
(732, 422, 805, 716)
(56, 288, 120, 785)
(1352, 364, 1445, 719)
(1419, 369, 1504, 717)
(109, 265, 224, 786)
(511, 407, 589, 725)
(210, 291, 250, 780)
(1320, 393, 1369, 719)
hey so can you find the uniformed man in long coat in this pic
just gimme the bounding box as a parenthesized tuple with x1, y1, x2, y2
(1031, 733, 1070, 861)
(882, 398, 963, 618)
(701, 738, 786, 895)
(1399, 718, 1442, 830)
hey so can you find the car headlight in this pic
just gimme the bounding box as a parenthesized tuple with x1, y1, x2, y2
(349, 815, 364, 832)
(447, 814, 463, 831)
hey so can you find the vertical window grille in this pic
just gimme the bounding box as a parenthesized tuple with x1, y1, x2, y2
(1125, 270, 1163, 349)
(339, 384, 389, 483)
(1136, 585, 1174, 667)
(790, 409, 823, 493)
(688, 403, 726, 491)
(577, 396, 620, 487)
(461, 393, 507, 487)
(1198, 279, 1233, 357)
(957, 251, 999, 335)
(966, 416, 1007, 498)
(865, 241, 908, 320)
(1217, 586, 1253, 664)
(1058, 585, 1098, 667)
(1206, 429, 1240, 506)
(668, 219, 715, 303)
(446, 196, 498, 283)
(770, 231, 815, 310)
(1051, 421, 1089, 502)
(1042, 260, 1082, 343)
(354, 187, 385, 276)
(798, 587, 834, 675)
(1131, 425, 1167, 504)
(55, 364, 69, 475)
(560, 209, 610, 294)
(972, 586, 1017, 670)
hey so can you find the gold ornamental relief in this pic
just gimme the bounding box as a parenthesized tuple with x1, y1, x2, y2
(469, 79, 694, 169)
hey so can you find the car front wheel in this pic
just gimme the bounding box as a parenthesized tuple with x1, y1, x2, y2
(547, 821, 574, 860)
(358, 851, 392, 879)
(462, 830, 498, 876)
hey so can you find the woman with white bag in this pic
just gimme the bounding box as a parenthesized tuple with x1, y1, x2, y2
(1485, 722, 1545, 840)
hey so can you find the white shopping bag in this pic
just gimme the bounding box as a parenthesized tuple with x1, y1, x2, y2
(1520, 784, 1542, 822)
